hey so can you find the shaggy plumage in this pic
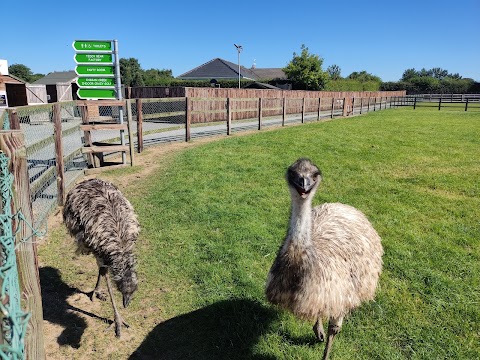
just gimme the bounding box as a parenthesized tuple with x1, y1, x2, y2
(266, 158, 383, 360)
(63, 178, 139, 337)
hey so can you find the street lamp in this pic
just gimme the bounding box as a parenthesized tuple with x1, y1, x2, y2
(234, 44, 243, 89)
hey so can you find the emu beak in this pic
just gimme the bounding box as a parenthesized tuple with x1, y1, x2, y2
(123, 294, 132, 308)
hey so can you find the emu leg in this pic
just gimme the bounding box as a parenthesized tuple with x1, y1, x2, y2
(322, 316, 343, 360)
(89, 266, 107, 301)
(104, 272, 129, 337)
(313, 317, 325, 342)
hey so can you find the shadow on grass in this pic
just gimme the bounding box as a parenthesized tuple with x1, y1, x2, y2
(40, 266, 114, 348)
(129, 298, 277, 360)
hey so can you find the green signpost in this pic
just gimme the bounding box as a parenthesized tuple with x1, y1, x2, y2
(74, 53, 113, 64)
(72, 40, 112, 52)
(76, 88, 116, 99)
(75, 65, 115, 76)
(76, 77, 115, 88)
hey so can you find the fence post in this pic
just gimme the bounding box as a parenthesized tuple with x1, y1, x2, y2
(7, 109, 20, 130)
(125, 100, 135, 166)
(342, 97, 347, 117)
(373, 97, 377, 111)
(367, 97, 371, 112)
(352, 97, 355, 116)
(413, 97, 417, 109)
(301, 98, 305, 123)
(317, 98, 321, 120)
(0, 131, 46, 360)
(331, 98, 335, 118)
(258, 98, 262, 130)
(79, 103, 95, 167)
(360, 97, 363, 114)
(185, 97, 191, 142)
(226, 98, 231, 135)
(282, 97, 286, 126)
(52, 103, 65, 205)
(465, 98, 469, 111)
(136, 98, 143, 153)
(438, 97, 442, 111)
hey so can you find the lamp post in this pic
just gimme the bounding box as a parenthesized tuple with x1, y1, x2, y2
(234, 44, 243, 89)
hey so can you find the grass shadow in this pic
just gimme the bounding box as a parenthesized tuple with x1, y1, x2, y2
(129, 298, 277, 360)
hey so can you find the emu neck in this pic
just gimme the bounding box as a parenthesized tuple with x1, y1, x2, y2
(286, 196, 312, 248)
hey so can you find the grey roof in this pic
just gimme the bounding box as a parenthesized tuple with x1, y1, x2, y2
(177, 58, 285, 81)
(32, 71, 77, 85)
(250, 68, 287, 80)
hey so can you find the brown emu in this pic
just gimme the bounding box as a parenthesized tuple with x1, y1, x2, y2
(63, 178, 139, 338)
(266, 158, 383, 359)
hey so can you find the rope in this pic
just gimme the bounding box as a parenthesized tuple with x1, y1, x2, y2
(0, 153, 30, 360)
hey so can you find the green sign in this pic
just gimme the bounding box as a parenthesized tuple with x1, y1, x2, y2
(77, 88, 116, 99)
(72, 40, 112, 52)
(75, 65, 114, 76)
(76, 77, 115, 88)
(74, 53, 113, 64)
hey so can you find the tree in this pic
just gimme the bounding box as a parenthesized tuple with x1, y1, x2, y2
(120, 58, 144, 87)
(326, 64, 342, 80)
(143, 68, 174, 86)
(346, 71, 381, 82)
(401, 68, 418, 82)
(8, 63, 44, 83)
(283, 45, 328, 90)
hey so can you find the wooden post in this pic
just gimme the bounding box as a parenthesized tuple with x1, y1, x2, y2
(465, 98, 469, 111)
(7, 109, 20, 130)
(52, 104, 65, 205)
(136, 98, 143, 153)
(367, 97, 371, 112)
(331, 98, 335, 118)
(360, 97, 363, 114)
(282, 97, 286, 126)
(226, 98, 231, 135)
(301, 98, 305, 123)
(379, 97, 382, 110)
(258, 98, 262, 130)
(413, 97, 417, 109)
(342, 97, 347, 117)
(351, 97, 355, 116)
(185, 97, 191, 142)
(317, 98, 321, 120)
(0, 131, 46, 360)
(126, 100, 135, 166)
(79, 104, 95, 167)
(438, 97, 442, 111)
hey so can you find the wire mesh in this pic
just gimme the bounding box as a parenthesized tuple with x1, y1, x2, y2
(0, 153, 30, 360)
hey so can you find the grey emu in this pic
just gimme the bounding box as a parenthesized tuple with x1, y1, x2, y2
(63, 178, 139, 338)
(266, 158, 383, 359)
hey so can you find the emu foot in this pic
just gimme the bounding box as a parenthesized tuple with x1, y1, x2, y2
(89, 289, 107, 302)
(313, 319, 325, 342)
(105, 316, 130, 338)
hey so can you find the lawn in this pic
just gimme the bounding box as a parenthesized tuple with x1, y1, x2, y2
(39, 107, 480, 359)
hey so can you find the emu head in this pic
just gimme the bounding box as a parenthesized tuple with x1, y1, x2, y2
(117, 267, 138, 308)
(286, 158, 322, 201)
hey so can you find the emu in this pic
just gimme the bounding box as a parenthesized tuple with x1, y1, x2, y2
(63, 178, 139, 338)
(266, 158, 383, 360)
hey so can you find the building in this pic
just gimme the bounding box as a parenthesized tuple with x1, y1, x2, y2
(32, 71, 78, 102)
(177, 58, 290, 89)
(0, 59, 47, 109)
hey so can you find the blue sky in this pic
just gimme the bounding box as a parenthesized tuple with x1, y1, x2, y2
(2, 0, 479, 82)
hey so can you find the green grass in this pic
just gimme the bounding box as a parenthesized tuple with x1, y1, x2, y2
(40, 107, 480, 359)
